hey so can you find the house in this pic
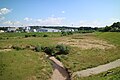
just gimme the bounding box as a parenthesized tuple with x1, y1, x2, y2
(24, 26, 31, 32)
(62, 29, 75, 32)
(36, 28, 61, 32)
(7, 27, 18, 32)
(0, 30, 4, 33)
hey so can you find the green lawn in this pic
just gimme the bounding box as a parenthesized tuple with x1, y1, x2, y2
(71, 32, 120, 80)
(95, 32, 120, 46)
(0, 32, 120, 80)
(0, 32, 61, 48)
(0, 32, 61, 38)
(0, 50, 52, 80)
(57, 32, 120, 74)
(0, 32, 61, 80)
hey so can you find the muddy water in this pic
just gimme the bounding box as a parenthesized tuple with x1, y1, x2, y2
(49, 57, 70, 80)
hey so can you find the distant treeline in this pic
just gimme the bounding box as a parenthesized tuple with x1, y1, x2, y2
(30, 26, 97, 30)
(0, 22, 120, 32)
(100, 22, 120, 32)
(0, 27, 8, 31)
(30, 22, 120, 32)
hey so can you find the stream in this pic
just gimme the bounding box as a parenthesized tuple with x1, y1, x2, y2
(49, 56, 71, 80)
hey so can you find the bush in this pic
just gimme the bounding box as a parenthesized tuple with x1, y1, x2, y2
(56, 55, 61, 61)
(34, 45, 45, 52)
(67, 31, 73, 35)
(32, 34, 37, 37)
(43, 46, 55, 56)
(0, 37, 3, 40)
(25, 35, 30, 38)
(56, 55, 68, 61)
(61, 31, 73, 36)
(34, 44, 70, 56)
(56, 44, 70, 55)
(61, 31, 67, 36)
(12, 45, 24, 50)
(43, 34, 48, 37)
(35, 45, 42, 52)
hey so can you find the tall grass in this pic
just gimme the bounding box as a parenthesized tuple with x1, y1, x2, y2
(0, 50, 52, 80)
(95, 32, 120, 46)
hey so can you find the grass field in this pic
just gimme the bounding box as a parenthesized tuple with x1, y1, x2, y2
(0, 32, 60, 80)
(0, 32, 120, 80)
(96, 32, 120, 46)
(0, 32, 61, 48)
(0, 50, 52, 80)
(57, 32, 120, 73)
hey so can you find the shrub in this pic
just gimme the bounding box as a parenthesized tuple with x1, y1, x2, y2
(56, 55, 68, 61)
(25, 35, 30, 38)
(56, 44, 70, 55)
(34, 45, 45, 52)
(61, 31, 67, 36)
(34, 44, 70, 56)
(67, 31, 73, 35)
(32, 34, 37, 37)
(0, 37, 3, 40)
(56, 55, 61, 61)
(12, 45, 24, 50)
(43, 46, 55, 55)
(61, 31, 73, 36)
(43, 34, 48, 37)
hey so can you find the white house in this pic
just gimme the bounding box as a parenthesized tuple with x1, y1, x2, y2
(62, 29, 75, 32)
(37, 28, 61, 32)
(7, 27, 18, 32)
(24, 26, 31, 32)
(0, 30, 4, 33)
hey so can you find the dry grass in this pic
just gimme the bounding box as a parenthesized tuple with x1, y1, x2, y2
(58, 34, 115, 50)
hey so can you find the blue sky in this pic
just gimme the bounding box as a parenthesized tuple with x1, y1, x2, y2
(0, 0, 120, 27)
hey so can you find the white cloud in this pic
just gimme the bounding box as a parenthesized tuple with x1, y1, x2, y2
(109, 18, 120, 23)
(61, 11, 65, 14)
(14, 21, 21, 25)
(24, 17, 32, 21)
(36, 17, 65, 25)
(78, 20, 101, 27)
(0, 8, 11, 15)
(3, 21, 13, 25)
(0, 16, 5, 21)
(37, 19, 42, 22)
(71, 18, 120, 27)
(3, 21, 21, 26)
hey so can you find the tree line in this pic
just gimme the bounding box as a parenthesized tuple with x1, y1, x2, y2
(101, 22, 120, 32)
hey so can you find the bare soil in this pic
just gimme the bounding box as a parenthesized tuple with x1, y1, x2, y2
(49, 57, 70, 80)
(72, 59, 120, 78)
(58, 35, 115, 50)
(0, 49, 12, 52)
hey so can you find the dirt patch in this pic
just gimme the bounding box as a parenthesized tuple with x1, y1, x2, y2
(58, 36, 115, 50)
(72, 59, 120, 78)
(49, 57, 70, 80)
(0, 49, 12, 52)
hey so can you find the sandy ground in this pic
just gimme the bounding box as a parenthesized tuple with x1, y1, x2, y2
(72, 59, 120, 78)
(0, 49, 11, 52)
(58, 36, 115, 50)
(49, 57, 70, 80)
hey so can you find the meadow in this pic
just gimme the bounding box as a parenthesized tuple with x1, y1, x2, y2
(0, 50, 52, 80)
(0, 32, 120, 80)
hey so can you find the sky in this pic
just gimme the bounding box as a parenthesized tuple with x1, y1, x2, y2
(0, 0, 120, 27)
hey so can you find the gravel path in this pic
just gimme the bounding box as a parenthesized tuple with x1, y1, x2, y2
(72, 59, 120, 77)
(49, 57, 70, 80)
